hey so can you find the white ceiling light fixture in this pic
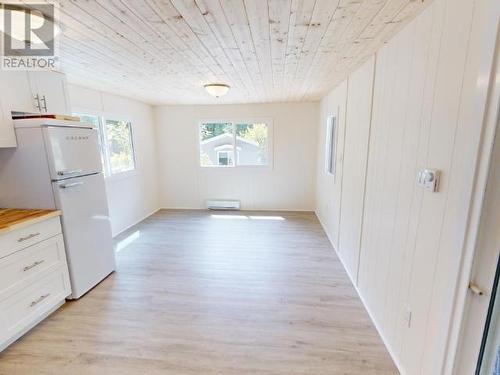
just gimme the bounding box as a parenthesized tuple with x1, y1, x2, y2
(0, 7, 60, 42)
(204, 83, 230, 98)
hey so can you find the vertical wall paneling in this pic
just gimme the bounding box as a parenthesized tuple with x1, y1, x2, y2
(401, 0, 476, 372)
(315, 0, 496, 372)
(337, 56, 375, 283)
(155, 102, 318, 211)
(315, 80, 348, 250)
(420, 0, 495, 372)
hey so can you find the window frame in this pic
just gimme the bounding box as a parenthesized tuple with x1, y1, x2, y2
(198, 118, 273, 169)
(325, 114, 338, 178)
(216, 150, 234, 167)
(73, 111, 137, 180)
(102, 116, 137, 179)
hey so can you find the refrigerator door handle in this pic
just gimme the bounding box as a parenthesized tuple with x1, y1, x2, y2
(57, 169, 83, 176)
(59, 182, 84, 189)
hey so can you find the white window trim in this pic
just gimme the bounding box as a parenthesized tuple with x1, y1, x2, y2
(198, 118, 274, 169)
(73, 109, 137, 181)
(325, 113, 338, 179)
(102, 116, 137, 179)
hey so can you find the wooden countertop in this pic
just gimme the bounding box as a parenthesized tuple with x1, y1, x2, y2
(0, 208, 61, 234)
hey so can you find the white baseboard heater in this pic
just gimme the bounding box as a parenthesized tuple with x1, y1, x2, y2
(206, 200, 241, 210)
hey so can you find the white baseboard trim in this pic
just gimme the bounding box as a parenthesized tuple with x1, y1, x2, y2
(112, 207, 162, 238)
(314, 210, 406, 375)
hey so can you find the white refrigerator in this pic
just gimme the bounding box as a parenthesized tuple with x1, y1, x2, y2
(0, 119, 116, 299)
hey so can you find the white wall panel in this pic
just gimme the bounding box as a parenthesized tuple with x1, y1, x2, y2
(337, 56, 375, 283)
(315, 0, 494, 373)
(155, 102, 318, 211)
(69, 84, 160, 236)
(315, 80, 347, 250)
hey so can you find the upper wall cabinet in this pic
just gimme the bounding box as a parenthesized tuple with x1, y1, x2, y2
(0, 93, 15, 148)
(0, 70, 71, 148)
(28, 71, 71, 115)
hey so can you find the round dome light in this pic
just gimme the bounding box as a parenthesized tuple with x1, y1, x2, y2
(204, 83, 230, 98)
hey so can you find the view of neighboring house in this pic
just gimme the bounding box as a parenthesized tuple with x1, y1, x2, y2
(200, 133, 261, 166)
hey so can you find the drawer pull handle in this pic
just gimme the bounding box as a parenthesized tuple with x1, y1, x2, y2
(17, 232, 41, 243)
(23, 260, 45, 272)
(57, 169, 82, 176)
(29, 293, 50, 308)
(60, 182, 83, 189)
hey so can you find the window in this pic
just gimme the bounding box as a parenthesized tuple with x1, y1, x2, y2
(217, 150, 234, 166)
(74, 113, 136, 177)
(325, 115, 337, 176)
(104, 119, 135, 174)
(236, 123, 268, 166)
(199, 120, 271, 167)
(74, 113, 106, 172)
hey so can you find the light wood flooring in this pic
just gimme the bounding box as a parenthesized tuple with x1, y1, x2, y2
(0, 210, 398, 374)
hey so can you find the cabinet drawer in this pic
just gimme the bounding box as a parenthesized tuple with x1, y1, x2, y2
(0, 267, 70, 344)
(0, 217, 62, 259)
(0, 235, 67, 296)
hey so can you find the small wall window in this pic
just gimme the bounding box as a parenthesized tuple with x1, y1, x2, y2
(200, 120, 271, 167)
(325, 115, 337, 176)
(217, 150, 234, 166)
(74, 113, 136, 177)
(104, 119, 135, 175)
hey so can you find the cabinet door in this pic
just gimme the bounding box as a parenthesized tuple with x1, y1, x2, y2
(29, 71, 71, 115)
(0, 70, 38, 113)
(0, 70, 36, 147)
(0, 96, 16, 147)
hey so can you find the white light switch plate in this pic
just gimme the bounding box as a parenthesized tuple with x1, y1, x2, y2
(417, 169, 440, 192)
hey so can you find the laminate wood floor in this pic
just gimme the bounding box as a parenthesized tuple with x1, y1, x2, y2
(0, 210, 398, 375)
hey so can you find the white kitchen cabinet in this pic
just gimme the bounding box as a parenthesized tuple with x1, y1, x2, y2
(0, 97, 16, 147)
(28, 71, 71, 115)
(0, 70, 72, 148)
(0, 70, 38, 114)
(0, 70, 36, 147)
(0, 213, 71, 352)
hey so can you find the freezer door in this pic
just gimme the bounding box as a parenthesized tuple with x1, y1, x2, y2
(43, 126, 102, 180)
(53, 173, 116, 299)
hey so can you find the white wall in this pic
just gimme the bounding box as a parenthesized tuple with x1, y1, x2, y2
(68, 84, 160, 236)
(315, 81, 347, 251)
(154, 102, 318, 211)
(314, 0, 495, 373)
(337, 56, 375, 283)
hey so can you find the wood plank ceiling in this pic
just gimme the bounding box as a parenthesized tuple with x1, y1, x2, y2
(27, 0, 432, 105)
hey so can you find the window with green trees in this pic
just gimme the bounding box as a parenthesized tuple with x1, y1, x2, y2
(105, 119, 135, 174)
(199, 120, 271, 167)
(74, 113, 136, 177)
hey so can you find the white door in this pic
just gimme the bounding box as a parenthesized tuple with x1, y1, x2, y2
(455, 122, 500, 373)
(53, 173, 115, 299)
(454, 11, 500, 372)
(42, 125, 102, 180)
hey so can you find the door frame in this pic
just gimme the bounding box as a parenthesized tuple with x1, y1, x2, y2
(444, 3, 500, 372)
